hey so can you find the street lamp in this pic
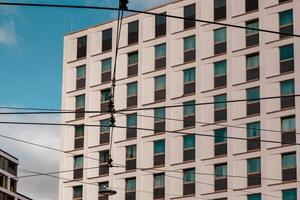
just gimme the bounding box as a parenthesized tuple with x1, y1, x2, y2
(99, 186, 117, 196)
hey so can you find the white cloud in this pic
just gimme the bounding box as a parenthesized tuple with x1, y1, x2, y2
(0, 21, 18, 47)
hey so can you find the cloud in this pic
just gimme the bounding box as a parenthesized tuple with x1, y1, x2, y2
(0, 21, 18, 47)
(0, 109, 60, 200)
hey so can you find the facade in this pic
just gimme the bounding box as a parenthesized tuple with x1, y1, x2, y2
(0, 150, 32, 200)
(60, 0, 300, 200)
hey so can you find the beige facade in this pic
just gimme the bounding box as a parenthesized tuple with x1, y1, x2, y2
(60, 0, 300, 199)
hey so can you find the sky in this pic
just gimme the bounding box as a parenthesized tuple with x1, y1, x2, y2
(0, 0, 170, 199)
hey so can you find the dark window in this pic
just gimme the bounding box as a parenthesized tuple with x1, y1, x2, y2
(101, 58, 112, 83)
(99, 182, 109, 200)
(154, 173, 165, 199)
(76, 65, 86, 89)
(126, 113, 137, 139)
(246, 53, 259, 81)
(101, 89, 110, 112)
(214, 60, 227, 88)
(247, 158, 261, 186)
(184, 68, 196, 94)
(125, 178, 136, 200)
(9, 179, 16, 193)
(246, 87, 260, 116)
(128, 51, 138, 77)
(282, 152, 297, 182)
(155, 75, 166, 101)
(280, 79, 295, 109)
(155, 13, 166, 37)
(154, 108, 165, 134)
(0, 157, 17, 176)
(184, 4, 196, 29)
(214, 94, 227, 122)
(279, 0, 292, 3)
(73, 185, 83, 200)
(247, 194, 261, 200)
(155, 43, 166, 70)
(247, 122, 261, 151)
(214, 128, 227, 156)
(214, 28, 226, 55)
(246, 19, 259, 47)
(281, 116, 296, 145)
(75, 95, 85, 119)
(127, 82, 138, 108)
(77, 36, 87, 59)
(99, 150, 109, 176)
(183, 135, 195, 161)
(102, 28, 112, 52)
(279, 10, 293, 38)
(183, 168, 195, 195)
(282, 188, 297, 200)
(74, 125, 84, 149)
(280, 44, 294, 74)
(214, 0, 226, 21)
(100, 119, 110, 144)
(245, 0, 258, 12)
(184, 36, 196, 62)
(74, 156, 83, 179)
(183, 100, 196, 128)
(126, 145, 136, 171)
(214, 163, 227, 191)
(154, 140, 165, 167)
(128, 21, 139, 45)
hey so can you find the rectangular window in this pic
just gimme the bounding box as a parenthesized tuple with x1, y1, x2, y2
(128, 51, 138, 77)
(246, 19, 259, 47)
(246, 87, 260, 116)
(246, 53, 259, 81)
(127, 82, 138, 108)
(74, 125, 84, 149)
(75, 95, 85, 119)
(279, 10, 293, 38)
(245, 0, 258, 12)
(282, 152, 297, 182)
(215, 163, 227, 191)
(154, 173, 165, 199)
(154, 107, 165, 134)
(183, 135, 195, 161)
(183, 168, 195, 195)
(184, 68, 196, 94)
(214, 28, 227, 55)
(73, 185, 83, 200)
(101, 58, 112, 83)
(214, 0, 226, 21)
(99, 182, 109, 200)
(184, 35, 196, 62)
(280, 44, 294, 73)
(247, 122, 260, 151)
(281, 116, 296, 145)
(247, 194, 261, 200)
(99, 150, 109, 175)
(100, 89, 110, 112)
(214, 60, 227, 88)
(214, 128, 227, 156)
(154, 140, 165, 166)
(184, 4, 195, 29)
(74, 156, 83, 179)
(125, 178, 136, 200)
(283, 188, 297, 200)
(77, 36, 87, 59)
(155, 43, 166, 69)
(155, 12, 166, 37)
(183, 100, 196, 128)
(100, 119, 110, 144)
(214, 94, 227, 122)
(247, 158, 261, 186)
(76, 65, 86, 89)
(280, 79, 295, 109)
(102, 28, 112, 52)
(128, 21, 139, 45)
(154, 75, 166, 101)
(126, 113, 137, 139)
(126, 145, 137, 171)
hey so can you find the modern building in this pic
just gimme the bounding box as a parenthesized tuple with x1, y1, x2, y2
(0, 149, 32, 200)
(59, 0, 299, 199)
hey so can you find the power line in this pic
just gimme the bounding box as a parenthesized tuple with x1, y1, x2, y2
(0, 2, 299, 38)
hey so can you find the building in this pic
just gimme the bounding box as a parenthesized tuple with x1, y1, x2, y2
(0, 149, 32, 200)
(59, 0, 299, 199)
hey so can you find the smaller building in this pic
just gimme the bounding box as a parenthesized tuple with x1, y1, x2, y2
(0, 149, 32, 200)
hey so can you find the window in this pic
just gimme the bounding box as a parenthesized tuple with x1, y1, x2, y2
(214, 28, 226, 55)
(128, 51, 138, 76)
(214, 94, 227, 122)
(184, 4, 195, 29)
(76, 65, 86, 89)
(155, 12, 166, 37)
(101, 58, 112, 83)
(247, 122, 260, 151)
(126, 113, 137, 139)
(280, 44, 294, 73)
(282, 188, 297, 200)
(99, 182, 109, 200)
(154, 174, 165, 199)
(75, 95, 85, 119)
(125, 178, 136, 200)
(245, 0, 258, 12)
(183, 135, 195, 161)
(126, 145, 136, 171)
(183, 168, 195, 195)
(246, 87, 260, 116)
(73, 185, 83, 200)
(282, 152, 297, 182)
(280, 79, 295, 109)
(247, 158, 261, 186)
(100, 119, 110, 144)
(74, 125, 84, 149)
(128, 20, 139, 45)
(214, 128, 227, 156)
(214, 60, 227, 88)
(77, 36, 87, 59)
(127, 82, 138, 108)
(183, 100, 196, 128)
(246, 19, 259, 47)
(154, 75, 166, 101)
(184, 68, 196, 94)
(99, 150, 109, 176)
(155, 43, 166, 69)
(279, 10, 293, 38)
(281, 116, 296, 145)
(184, 35, 196, 62)
(101, 89, 110, 112)
(247, 194, 261, 200)
(74, 155, 83, 179)
(214, 0, 226, 21)
(102, 28, 112, 52)
(0, 157, 17, 176)
(246, 53, 259, 81)
(215, 163, 227, 191)
(154, 107, 165, 134)
(154, 140, 165, 166)
(0, 174, 8, 189)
